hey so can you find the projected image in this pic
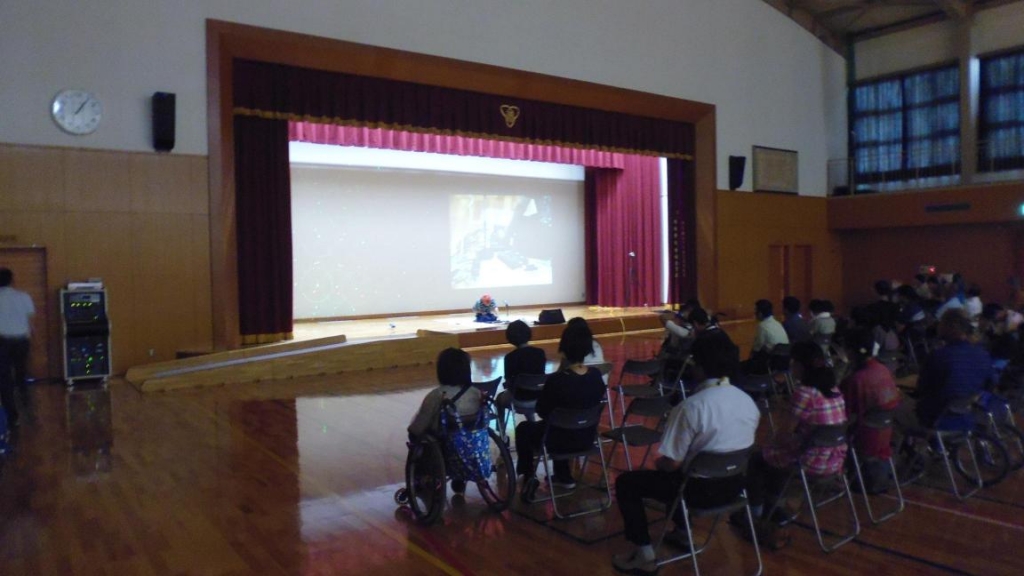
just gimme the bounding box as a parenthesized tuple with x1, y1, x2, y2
(451, 194, 554, 289)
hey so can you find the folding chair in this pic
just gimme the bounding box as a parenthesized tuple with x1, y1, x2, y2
(768, 424, 860, 552)
(899, 397, 986, 501)
(504, 373, 547, 426)
(472, 377, 504, 437)
(813, 333, 835, 367)
(733, 374, 775, 436)
(601, 395, 672, 471)
(847, 409, 905, 524)
(768, 344, 794, 396)
(529, 405, 613, 519)
(613, 359, 665, 423)
(654, 449, 763, 576)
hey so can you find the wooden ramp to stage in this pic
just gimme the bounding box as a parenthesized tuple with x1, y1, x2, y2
(126, 306, 664, 392)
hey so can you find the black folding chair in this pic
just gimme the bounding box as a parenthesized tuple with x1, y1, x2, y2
(899, 397, 988, 501)
(847, 409, 905, 524)
(655, 448, 763, 576)
(613, 359, 665, 423)
(768, 424, 860, 552)
(601, 395, 672, 471)
(733, 374, 775, 436)
(529, 405, 613, 519)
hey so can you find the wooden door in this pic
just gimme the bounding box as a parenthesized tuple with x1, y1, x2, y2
(768, 245, 788, 305)
(0, 247, 49, 379)
(788, 245, 813, 308)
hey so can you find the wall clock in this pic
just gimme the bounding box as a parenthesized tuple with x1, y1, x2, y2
(51, 89, 103, 135)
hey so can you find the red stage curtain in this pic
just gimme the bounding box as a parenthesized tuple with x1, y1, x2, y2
(666, 158, 697, 305)
(230, 60, 695, 338)
(235, 60, 694, 159)
(235, 115, 294, 343)
(289, 122, 625, 168)
(586, 156, 663, 307)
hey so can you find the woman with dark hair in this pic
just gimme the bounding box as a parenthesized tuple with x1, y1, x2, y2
(739, 341, 848, 522)
(407, 348, 481, 439)
(515, 317, 606, 490)
(495, 320, 548, 424)
(407, 347, 484, 496)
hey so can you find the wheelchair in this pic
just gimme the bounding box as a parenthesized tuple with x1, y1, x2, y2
(394, 399, 516, 525)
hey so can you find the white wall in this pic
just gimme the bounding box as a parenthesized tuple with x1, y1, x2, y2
(855, 2, 1024, 80)
(0, 0, 846, 195)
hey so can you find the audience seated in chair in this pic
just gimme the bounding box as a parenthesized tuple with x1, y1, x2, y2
(612, 330, 759, 576)
(741, 343, 847, 523)
(407, 348, 483, 495)
(742, 299, 789, 375)
(900, 309, 996, 431)
(782, 296, 811, 344)
(840, 327, 902, 492)
(515, 318, 605, 490)
(495, 320, 547, 425)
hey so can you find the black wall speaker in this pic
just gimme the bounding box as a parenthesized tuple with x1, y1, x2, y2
(152, 92, 176, 152)
(728, 155, 746, 190)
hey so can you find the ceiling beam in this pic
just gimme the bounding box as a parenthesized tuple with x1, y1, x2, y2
(761, 0, 847, 56)
(933, 0, 972, 18)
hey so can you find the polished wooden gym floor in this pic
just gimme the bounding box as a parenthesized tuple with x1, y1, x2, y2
(2, 331, 1023, 575)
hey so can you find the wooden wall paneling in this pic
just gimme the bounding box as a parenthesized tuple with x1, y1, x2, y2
(129, 153, 200, 214)
(0, 247, 49, 379)
(130, 213, 199, 367)
(695, 113, 718, 310)
(190, 213, 213, 351)
(828, 182, 1024, 230)
(206, 19, 718, 352)
(64, 149, 132, 212)
(0, 145, 66, 212)
(64, 212, 135, 373)
(840, 224, 1023, 310)
(716, 191, 842, 319)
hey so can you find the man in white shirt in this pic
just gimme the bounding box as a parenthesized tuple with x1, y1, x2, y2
(742, 299, 789, 375)
(612, 331, 760, 575)
(0, 268, 35, 426)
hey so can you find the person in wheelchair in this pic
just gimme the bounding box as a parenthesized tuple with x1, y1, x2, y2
(408, 347, 483, 494)
(741, 342, 847, 524)
(515, 318, 605, 491)
(900, 310, 996, 431)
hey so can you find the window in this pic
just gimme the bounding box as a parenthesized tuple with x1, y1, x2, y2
(850, 64, 960, 186)
(979, 48, 1024, 172)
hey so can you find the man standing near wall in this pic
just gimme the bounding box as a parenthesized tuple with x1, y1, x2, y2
(0, 267, 35, 427)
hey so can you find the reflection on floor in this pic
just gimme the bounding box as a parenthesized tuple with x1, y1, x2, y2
(1, 332, 1023, 575)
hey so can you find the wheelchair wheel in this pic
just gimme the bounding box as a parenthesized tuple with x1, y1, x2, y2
(992, 423, 1024, 471)
(405, 437, 447, 525)
(477, 428, 516, 512)
(952, 432, 1010, 488)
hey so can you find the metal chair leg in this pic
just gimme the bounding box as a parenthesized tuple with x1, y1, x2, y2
(801, 469, 861, 552)
(849, 447, 904, 524)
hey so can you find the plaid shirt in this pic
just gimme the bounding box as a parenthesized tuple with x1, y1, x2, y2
(764, 385, 848, 476)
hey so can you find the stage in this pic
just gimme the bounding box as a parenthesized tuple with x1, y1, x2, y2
(292, 305, 665, 348)
(126, 305, 668, 393)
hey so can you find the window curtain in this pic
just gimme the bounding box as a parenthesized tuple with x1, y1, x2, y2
(235, 115, 294, 344)
(584, 156, 662, 306)
(980, 49, 1024, 172)
(851, 65, 960, 186)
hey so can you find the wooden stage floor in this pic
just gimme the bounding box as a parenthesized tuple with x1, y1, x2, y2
(292, 305, 667, 345)
(3, 332, 1023, 575)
